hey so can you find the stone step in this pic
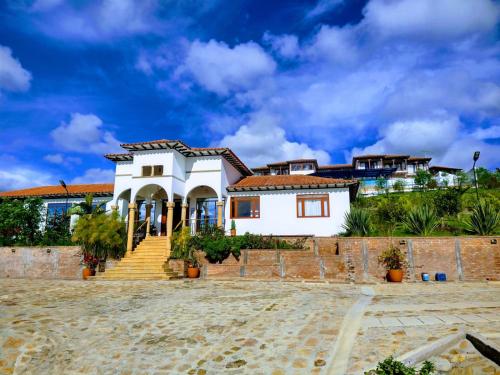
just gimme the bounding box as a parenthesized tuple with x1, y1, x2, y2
(94, 275, 180, 280)
(98, 272, 178, 278)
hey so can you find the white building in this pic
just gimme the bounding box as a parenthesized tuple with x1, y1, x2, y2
(105, 140, 357, 245)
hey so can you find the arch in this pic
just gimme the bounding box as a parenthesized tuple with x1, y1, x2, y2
(115, 188, 131, 219)
(184, 184, 220, 204)
(133, 184, 168, 203)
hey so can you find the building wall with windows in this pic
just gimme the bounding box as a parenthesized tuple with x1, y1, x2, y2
(225, 188, 350, 236)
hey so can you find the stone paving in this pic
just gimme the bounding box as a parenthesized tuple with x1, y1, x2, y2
(0, 279, 498, 374)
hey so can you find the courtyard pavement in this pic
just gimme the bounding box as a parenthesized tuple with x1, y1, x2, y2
(0, 279, 499, 374)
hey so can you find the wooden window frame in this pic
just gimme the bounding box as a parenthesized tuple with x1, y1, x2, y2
(296, 194, 330, 218)
(153, 165, 163, 176)
(230, 196, 260, 219)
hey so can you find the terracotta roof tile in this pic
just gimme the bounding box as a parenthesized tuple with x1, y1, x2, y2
(0, 184, 114, 198)
(318, 163, 353, 169)
(228, 175, 355, 191)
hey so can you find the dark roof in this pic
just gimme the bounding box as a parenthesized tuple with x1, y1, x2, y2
(227, 175, 356, 192)
(115, 139, 252, 176)
(353, 154, 410, 160)
(0, 184, 114, 198)
(429, 166, 462, 173)
(318, 163, 353, 170)
(408, 156, 432, 162)
(104, 153, 133, 161)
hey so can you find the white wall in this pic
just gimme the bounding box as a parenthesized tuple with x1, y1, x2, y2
(225, 188, 350, 236)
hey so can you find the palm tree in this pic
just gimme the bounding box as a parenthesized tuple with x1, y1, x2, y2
(68, 194, 106, 217)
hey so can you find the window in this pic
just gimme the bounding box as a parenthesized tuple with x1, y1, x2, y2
(297, 195, 329, 218)
(291, 163, 315, 171)
(46, 203, 68, 224)
(153, 165, 163, 176)
(142, 165, 163, 176)
(230, 197, 260, 218)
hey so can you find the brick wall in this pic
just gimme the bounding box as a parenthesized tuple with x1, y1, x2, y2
(0, 246, 83, 279)
(204, 236, 499, 282)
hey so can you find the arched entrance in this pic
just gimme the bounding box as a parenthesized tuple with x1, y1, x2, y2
(134, 184, 168, 236)
(185, 185, 223, 233)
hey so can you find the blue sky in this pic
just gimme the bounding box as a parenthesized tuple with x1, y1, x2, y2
(0, 0, 499, 190)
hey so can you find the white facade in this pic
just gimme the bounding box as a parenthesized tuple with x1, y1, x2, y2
(107, 141, 354, 236)
(226, 188, 350, 236)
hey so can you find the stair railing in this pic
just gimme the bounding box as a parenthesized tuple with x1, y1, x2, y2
(132, 220, 148, 250)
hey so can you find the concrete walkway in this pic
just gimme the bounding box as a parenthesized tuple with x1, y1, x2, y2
(0, 280, 498, 374)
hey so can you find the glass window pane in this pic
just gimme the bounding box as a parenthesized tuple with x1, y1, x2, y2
(237, 200, 252, 217)
(304, 199, 322, 216)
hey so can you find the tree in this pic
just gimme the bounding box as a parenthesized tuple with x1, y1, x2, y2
(414, 170, 432, 191)
(72, 211, 127, 261)
(433, 188, 462, 217)
(68, 194, 106, 216)
(0, 198, 44, 246)
(374, 196, 406, 235)
(475, 167, 500, 189)
(392, 179, 405, 193)
(375, 177, 388, 193)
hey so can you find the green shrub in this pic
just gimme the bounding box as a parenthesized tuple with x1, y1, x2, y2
(374, 196, 406, 235)
(464, 200, 499, 235)
(393, 179, 406, 193)
(433, 188, 462, 217)
(403, 205, 438, 236)
(0, 197, 44, 246)
(170, 227, 192, 259)
(365, 356, 435, 375)
(342, 207, 371, 236)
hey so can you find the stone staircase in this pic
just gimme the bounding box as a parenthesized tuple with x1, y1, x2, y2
(94, 236, 180, 280)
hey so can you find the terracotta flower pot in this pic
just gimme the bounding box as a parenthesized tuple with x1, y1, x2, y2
(230, 229, 236, 237)
(82, 267, 92, 280)
(187, 267, 200, 278)
(387, 269, 403, 282)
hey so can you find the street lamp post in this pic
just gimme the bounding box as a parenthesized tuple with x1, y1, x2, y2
(59, 180, 69, 216)
(472, 151, 480, 201)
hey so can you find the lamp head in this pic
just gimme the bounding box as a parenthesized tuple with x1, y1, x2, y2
(473, 151, 480, 162)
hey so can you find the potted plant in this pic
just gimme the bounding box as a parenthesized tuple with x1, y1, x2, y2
(186, 250, 200, 278)
(82, 254, 98, 279)
(230, 220, 236, 237)
(378, 245, 406, 282)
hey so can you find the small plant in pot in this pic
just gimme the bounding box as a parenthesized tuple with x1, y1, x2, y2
(82, 254, 98, 279)
(187, 250, 200, 278)
(230, 220, 236, 237)
(378, 245, 407, 282)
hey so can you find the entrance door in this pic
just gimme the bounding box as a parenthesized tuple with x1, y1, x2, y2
(196, 198, 217, 232)
(160, 201, 167, 236)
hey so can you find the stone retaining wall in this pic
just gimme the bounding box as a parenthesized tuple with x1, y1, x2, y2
(204, 236, 499, 282)
(0, 246, 83, 279)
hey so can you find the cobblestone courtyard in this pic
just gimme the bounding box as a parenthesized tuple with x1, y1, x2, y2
(0, 280, 499, 374)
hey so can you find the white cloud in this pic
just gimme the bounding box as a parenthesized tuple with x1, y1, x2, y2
(263, 32, 300, 59)
(363, 0, 499, 41)
(44, 153, 82, 167)
(306, 25, 359, 63)
(350, 117, 500, 169)
(305, 0, 345, 20)
(351, 117, 461, 158)
(0, 45, 32, 92)
(216, 112, 330, 167)
(31, 0, 64, 12)
(0, 166, 53, 191)
(70, 168, 115, 184)
(28, 0, 166, 41)
(183, 39, 276, 95)
(50, 113, 122, 154)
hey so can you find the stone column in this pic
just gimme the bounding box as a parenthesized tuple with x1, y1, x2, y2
(181, 203, 188, 228)
(166, 201, 175, 251)
(145, 203, 152, 237)
(216, 200, 224, 228)
(126, 203, 137, 253)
